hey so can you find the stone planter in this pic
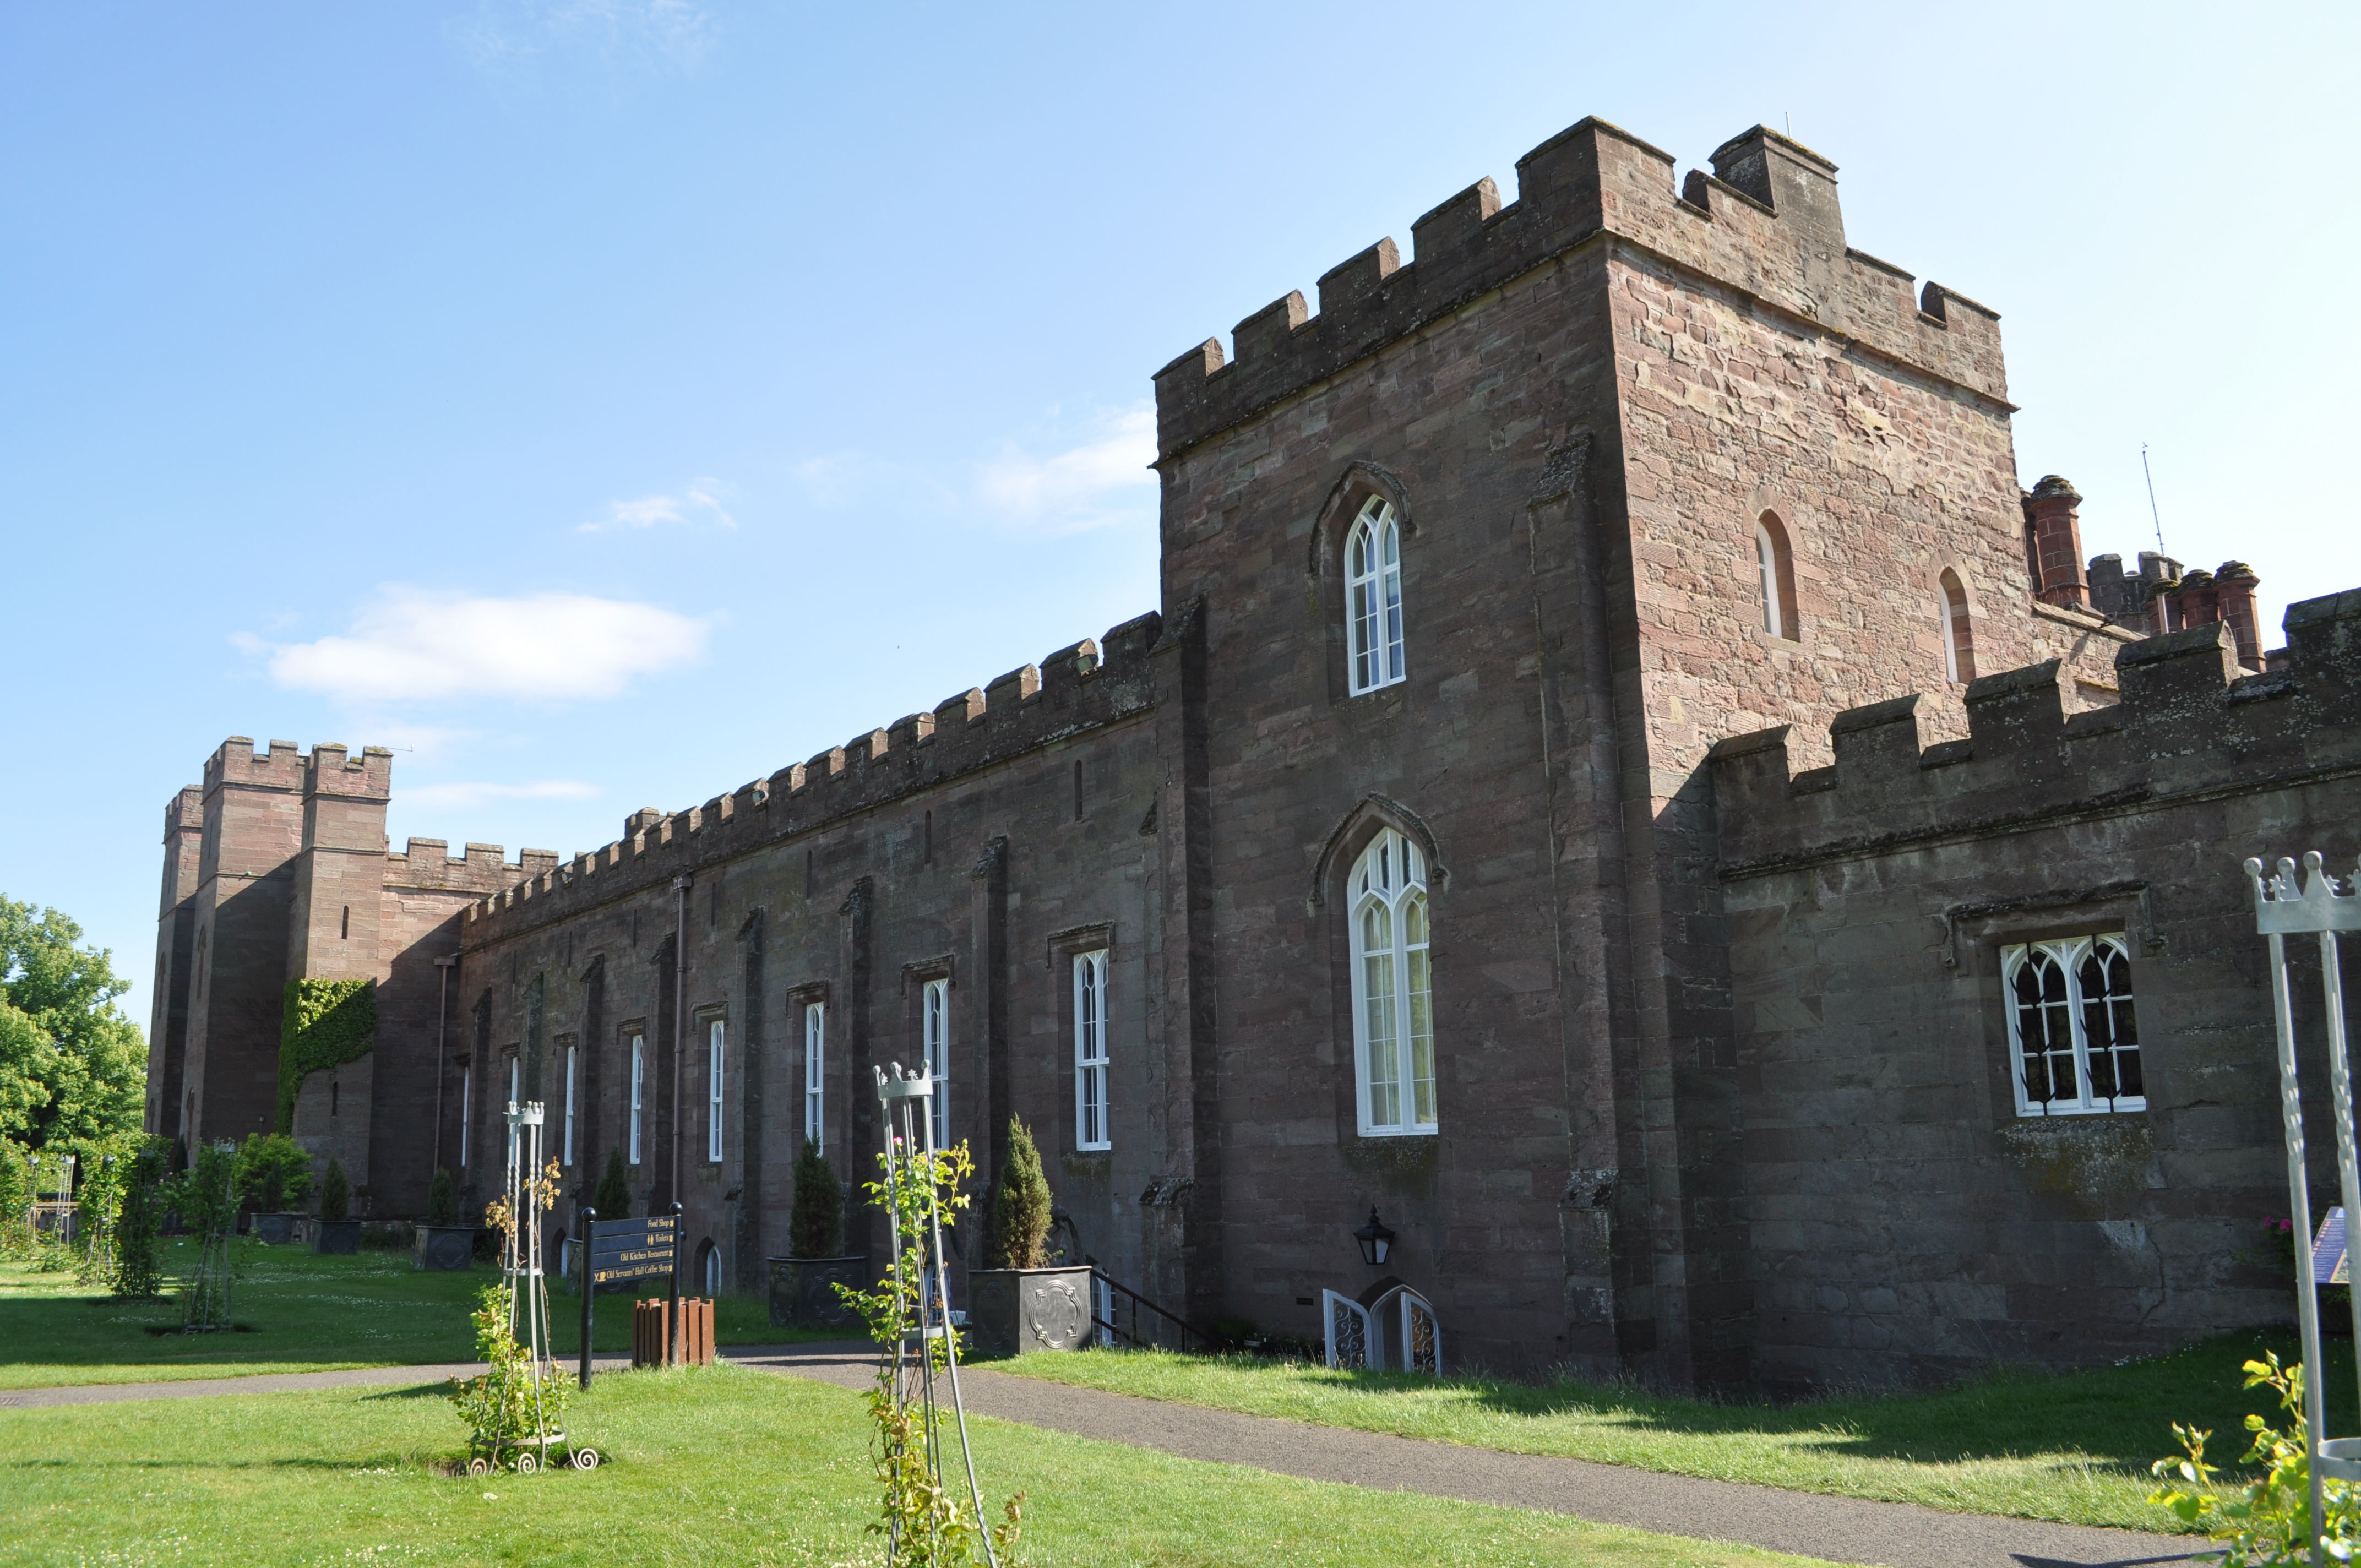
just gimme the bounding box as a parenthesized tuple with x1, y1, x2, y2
(414, 1224, 476, 1271)
(311, 1218, 362, 1255)
(966, 1266, 1094, 1357)
(768, 1256, 863, 1330)
(253, 1212, 306, 1246)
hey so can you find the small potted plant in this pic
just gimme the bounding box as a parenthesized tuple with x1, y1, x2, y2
(967, 1118, 1094, 1357)
(768, 1139, 861, 1329)
(311, 1159, 362, 1254)
(236, 1134, 314, 1245)
(414, 1166, 474, 1272)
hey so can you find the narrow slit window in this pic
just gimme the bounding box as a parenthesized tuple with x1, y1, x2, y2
(1074, 951, 1109, 1151)
(2003, 933, 2144, 1115)
(628, 1034, 644, 1165)
(459, 1065, 471, 1167)
(922, 978, 950, 1151)
(1756, 513, 1800, 641)
(1349, 827, 1437, 1136)
(804, 1003, 826, 1153)
(707, 1019, 725, 1163)
(563, 1045, 577, 1166)
(1939, 568, 1976, 683)
(1346, 495, 1407, 694)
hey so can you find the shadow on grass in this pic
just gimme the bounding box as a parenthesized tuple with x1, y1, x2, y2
(1350, 1327, 2356, 1474)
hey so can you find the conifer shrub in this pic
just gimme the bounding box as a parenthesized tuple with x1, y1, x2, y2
(592, 1147, 632, 1219)
(234, 1133, 312, 1213)
(320, 1158, 350, 1222)
(789, 1139, 842, 1257)
(985, 1118, 1053, 1271)
(425, 1166, 459, 1227)
(110, 1138, 167, 1298)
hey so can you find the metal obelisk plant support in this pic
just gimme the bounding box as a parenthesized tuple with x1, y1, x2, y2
(2248, 851, 2361, 1567)
(501, 1099, 559, 1468)
(874, 1063, 998, 1567)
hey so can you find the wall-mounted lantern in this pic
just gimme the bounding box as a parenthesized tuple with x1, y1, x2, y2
(1353, 1206, 1396, 1267)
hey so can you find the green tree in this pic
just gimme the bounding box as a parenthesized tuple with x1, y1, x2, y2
(0, 897, 145, 1150)
(233, 1133, 312, 1213)
(985, 1118, 1052, 1271)
(592, 1148, 632, 1220)
(319, 1158, 350, 1222)
(425, 1166, 459, 1226)
(788, 1139, 841, 1257)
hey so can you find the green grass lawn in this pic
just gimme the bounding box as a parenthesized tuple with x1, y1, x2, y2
(0, 1363, 1844, 1568)
(0, 1242, 825, 1389)
(987, 1331, 2359, 1534)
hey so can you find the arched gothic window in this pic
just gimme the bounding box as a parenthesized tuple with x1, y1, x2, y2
(1348, 828, 1435, 1136)
(1939, 568, 1976, 683)
(1346, 496, 1406, 694)
(1756, 513, 1799, 641)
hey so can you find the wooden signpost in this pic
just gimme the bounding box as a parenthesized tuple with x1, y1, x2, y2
(577, 1202, 679, 1389)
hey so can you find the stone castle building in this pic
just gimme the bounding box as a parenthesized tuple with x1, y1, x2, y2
(147, 117, 2361, 1393)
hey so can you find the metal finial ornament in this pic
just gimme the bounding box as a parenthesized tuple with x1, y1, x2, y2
(2245, 853, 2361, 1566)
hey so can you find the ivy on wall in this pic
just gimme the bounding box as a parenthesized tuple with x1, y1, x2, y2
(278, 978, 376, 1133)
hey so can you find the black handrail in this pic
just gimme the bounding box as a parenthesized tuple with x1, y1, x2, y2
(1084, 1259, 1220, 1354)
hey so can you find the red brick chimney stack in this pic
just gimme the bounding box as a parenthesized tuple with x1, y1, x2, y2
(2025, 475, 2088, 609)
(2215, 561, 2262, 669)
(2163, 562, 2264, 671)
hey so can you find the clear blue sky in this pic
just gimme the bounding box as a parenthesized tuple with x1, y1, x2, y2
(5, 2, 2354, 1033)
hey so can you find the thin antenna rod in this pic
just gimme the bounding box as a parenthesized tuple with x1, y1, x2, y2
(2141, 443, 2167, 555)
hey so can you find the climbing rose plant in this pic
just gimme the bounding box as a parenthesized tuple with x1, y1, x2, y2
(834, 1136, 1024, 1566)
(2151, 1351, 2361, 1565)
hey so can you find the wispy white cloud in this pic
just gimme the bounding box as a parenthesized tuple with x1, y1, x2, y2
(401, 778, 601, 812)
(975, 408, 1156, 536)
(450, 0, 714, 80)
(235, 586, 709, 704)
(581, 477, 736, 532)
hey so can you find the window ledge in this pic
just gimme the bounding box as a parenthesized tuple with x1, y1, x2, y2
(2014, 1099, 2148, 1118)
(1341, 1134, 1439, 1175)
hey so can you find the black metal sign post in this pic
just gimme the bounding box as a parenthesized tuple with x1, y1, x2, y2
(585, 1209, 679, 1378)
(577, 1207, 597, 1391)
(667, 1201, 683, 1366)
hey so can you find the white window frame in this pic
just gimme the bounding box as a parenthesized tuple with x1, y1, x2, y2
(2002, 932, 2145, 1117)
(628, 1034, 645, 1165)
(922, 978, 950, 1152)
(563, 1045, 577, 1166)
(459, 1063, 471, 1167)
(707, 1019, 726, 1163)
(1757, 522, 1784, 638)
(1345, 495, 1406, 695)
(1348, 827, 1437, 1137)
(804, 1002, 826, 1153)
(1073, 950, 1109, 1152)
(508, 1055, 519, 1111)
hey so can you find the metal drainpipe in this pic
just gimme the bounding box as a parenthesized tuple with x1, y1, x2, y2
(432, 954, 457, 1173)
(671, 871, 693, 1368)
(672, 873, 692, 1212)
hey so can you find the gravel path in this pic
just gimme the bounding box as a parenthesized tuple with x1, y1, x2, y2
(3, 1343, 2196, 1568)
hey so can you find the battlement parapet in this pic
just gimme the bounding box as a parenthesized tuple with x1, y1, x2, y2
(1712, 589, 2361, 875)
(385, 837, 545, 895)
(162, 785, 204, 840)
(199, 737, 399, 799)
(202, 737, 308, 793)
(304, 743, 393, 800)
(460, 612, 1162, 940)
(1154, 118, 2008, 461)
